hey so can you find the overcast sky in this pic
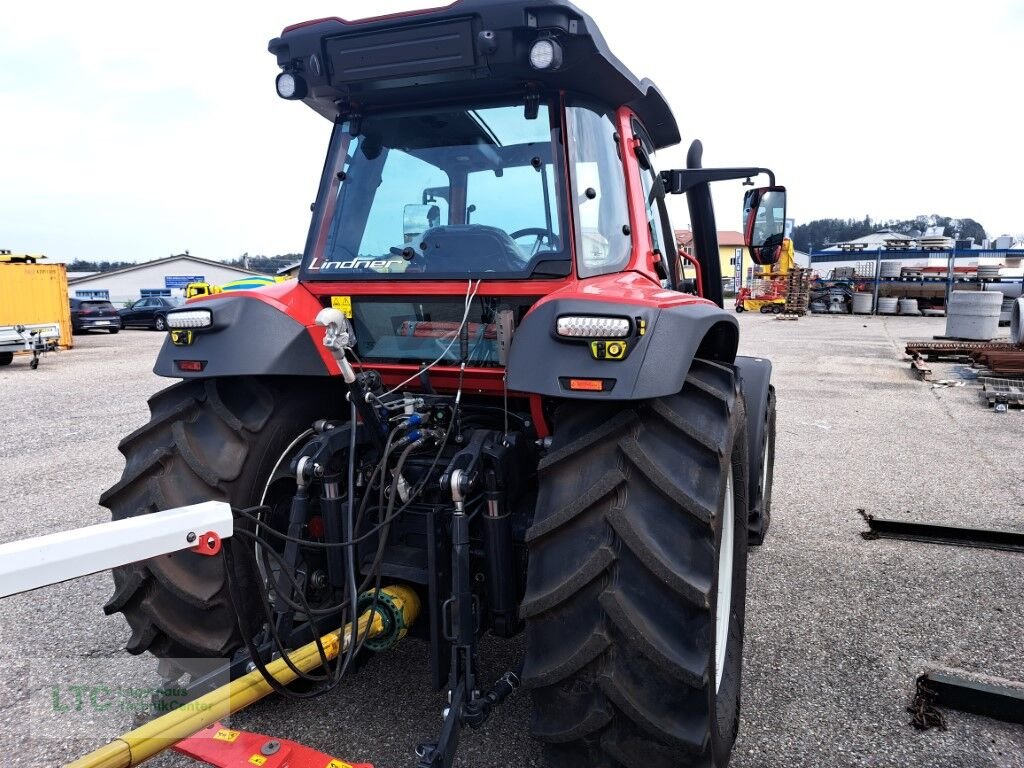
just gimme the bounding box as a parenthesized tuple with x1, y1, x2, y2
(2, 0, 1022, 263)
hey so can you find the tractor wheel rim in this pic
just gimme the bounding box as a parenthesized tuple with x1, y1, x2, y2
(761, 434, 770, 502)
(715, 473, 734, 693)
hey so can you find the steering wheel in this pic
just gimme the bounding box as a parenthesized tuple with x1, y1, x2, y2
(510, 227, 560, 257)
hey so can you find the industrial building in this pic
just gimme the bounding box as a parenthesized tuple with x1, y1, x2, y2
(67, 254, 264, 304)
(809, 231, 1024, 280)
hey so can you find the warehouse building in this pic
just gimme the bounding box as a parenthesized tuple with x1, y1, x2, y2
(67, 254, 264, 305)
(809, 231, 1024, 280)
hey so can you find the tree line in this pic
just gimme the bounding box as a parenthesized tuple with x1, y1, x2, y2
(792, 215, 986, 253)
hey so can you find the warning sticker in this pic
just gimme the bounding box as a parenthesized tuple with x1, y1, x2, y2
(248, 756, 267, 766)
(331, 296, 353, 318)
(213, 728, 240, 743)
(326, 760, 354, 768)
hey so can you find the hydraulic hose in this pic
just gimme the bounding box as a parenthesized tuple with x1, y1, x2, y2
(66, 585, 420, 768)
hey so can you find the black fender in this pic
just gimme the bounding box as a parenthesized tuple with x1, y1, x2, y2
(153, 296, 331, 378)
(506, 298, 738, 400)
(734, 355, 774, 545)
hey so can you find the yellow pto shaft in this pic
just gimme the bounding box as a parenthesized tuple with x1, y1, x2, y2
(65, 585, 420, 768)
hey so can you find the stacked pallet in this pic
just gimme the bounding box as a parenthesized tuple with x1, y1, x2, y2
(980, 378, 1024, 409)
(972, 350, 1024, 376)
(905, 340, 1016, 360)
(783, 268, 812, 315)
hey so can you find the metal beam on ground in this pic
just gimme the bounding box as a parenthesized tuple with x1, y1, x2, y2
(859, 515, 1024, 554)
(919, 672, 1024, 725)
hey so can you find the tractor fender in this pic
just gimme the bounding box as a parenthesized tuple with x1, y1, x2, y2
(734, 354, 773, 522)
(153, 295, 332, 378)
(506, 298, 738, 400)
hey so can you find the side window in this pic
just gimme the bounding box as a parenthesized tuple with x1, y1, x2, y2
(631, 121, 675, 284)
(566, 105, 632, 278)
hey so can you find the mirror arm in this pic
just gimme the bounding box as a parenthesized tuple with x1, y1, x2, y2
(660, 167, 776, 195)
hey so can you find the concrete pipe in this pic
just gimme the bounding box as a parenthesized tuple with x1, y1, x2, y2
(1011, 297, 1024, 345)
(945, 290, 1003, 340)
(852, 292, 874, 314)
(877, 297, 899, 315)
(898, 298, 921, 316)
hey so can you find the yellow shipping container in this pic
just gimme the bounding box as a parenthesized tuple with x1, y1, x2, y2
(0, 263, 74, 350)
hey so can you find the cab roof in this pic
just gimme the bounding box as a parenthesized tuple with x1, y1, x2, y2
(269, 0, 680, 149)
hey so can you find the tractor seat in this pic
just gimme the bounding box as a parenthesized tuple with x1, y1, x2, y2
(418, 225, 526, 275)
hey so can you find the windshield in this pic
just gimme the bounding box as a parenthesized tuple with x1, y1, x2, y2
(302, 101, 568, 281)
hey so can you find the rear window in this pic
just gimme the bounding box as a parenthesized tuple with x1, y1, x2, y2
(81, 301, 116, 312)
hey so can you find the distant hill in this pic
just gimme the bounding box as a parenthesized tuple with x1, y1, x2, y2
(223, 253, 302, 275)
(64, 259, 135, 273)
(793, 215, 986, 253)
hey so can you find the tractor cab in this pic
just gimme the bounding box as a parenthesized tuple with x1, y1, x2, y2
(267, 0, 786, 386)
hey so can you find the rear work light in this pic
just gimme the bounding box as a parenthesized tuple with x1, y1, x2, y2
(556, 316, 630, 338)
(167, 310, 213, 329)
(276, 72, 308, 100)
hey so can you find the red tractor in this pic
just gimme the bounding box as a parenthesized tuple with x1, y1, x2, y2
(101, 2, 782, 766)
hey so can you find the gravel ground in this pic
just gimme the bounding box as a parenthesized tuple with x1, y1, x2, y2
(0, 316, 1021, 768)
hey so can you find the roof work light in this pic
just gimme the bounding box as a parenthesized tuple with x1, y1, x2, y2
(276, 72, 308, 100)
(529, 38, 563, 70)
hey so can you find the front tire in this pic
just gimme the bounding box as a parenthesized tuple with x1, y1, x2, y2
(522, 359, 749, 768)
(100, 376, 342, 661)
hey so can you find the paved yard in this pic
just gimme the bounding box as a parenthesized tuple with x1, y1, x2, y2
(0, 316, 1021, 767)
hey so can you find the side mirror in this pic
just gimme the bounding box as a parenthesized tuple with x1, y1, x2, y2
(743, 186, 787, 265)
(403, 204, 442, 245)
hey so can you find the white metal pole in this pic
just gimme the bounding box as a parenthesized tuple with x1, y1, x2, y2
(0, 502, 233, 598)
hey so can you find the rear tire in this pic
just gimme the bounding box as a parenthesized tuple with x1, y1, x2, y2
(101, 376, 342, 662)
(154, 315, 167, 332)
(109, 328, 120, 335)
(0, 352, 12, 366)
(522, 359, 749, 768)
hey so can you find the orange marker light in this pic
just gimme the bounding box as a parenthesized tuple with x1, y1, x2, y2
(568, 378, 604, 391)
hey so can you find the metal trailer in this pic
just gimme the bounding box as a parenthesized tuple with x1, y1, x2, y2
(0, 322, 61, 369)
